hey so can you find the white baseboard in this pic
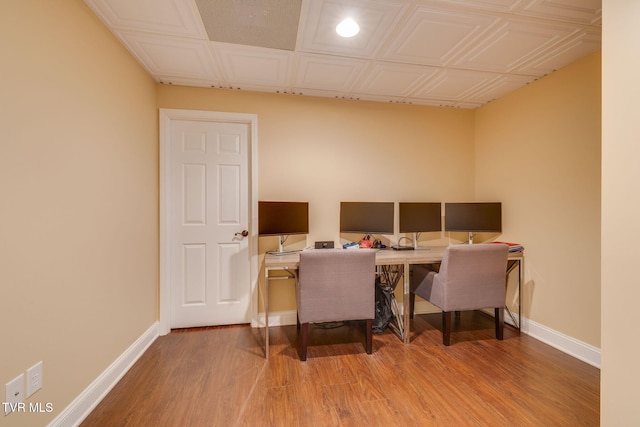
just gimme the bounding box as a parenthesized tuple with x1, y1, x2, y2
(414, 301, 441, 315)
(257, 310, 298, 327)
(522, 318, 601, 368)
(48, 322, 159, 427)
(418, 302, 601, 368)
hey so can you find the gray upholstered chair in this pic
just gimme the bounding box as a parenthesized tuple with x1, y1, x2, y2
(410, 244, 509, 346)
(296, 249, 376, 361)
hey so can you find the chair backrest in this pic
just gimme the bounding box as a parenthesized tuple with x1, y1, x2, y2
(436, 244, 509, 311)
(296, 249, 376, 324)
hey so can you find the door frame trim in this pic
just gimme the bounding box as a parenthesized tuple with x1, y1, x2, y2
(159, 108, 258, 335)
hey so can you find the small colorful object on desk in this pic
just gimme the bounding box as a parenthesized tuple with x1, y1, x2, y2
(490, 241, 524, 253)
(343, 242, 359, 250)
(359, 239, 373, 248)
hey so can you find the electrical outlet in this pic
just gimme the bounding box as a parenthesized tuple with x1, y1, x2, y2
(26, 361, 43, 398)
(4, 374, 24, 415)
(314, 241, 334, 249)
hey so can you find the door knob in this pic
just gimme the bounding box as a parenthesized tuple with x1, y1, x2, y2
(235, 230, 249, 237)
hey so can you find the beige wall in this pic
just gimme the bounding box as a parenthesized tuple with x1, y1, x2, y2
(0, 1, 158, 426)
(601, 1, 640, 424)
(474, 52, 602, 347)
(158, 87, 476, 310)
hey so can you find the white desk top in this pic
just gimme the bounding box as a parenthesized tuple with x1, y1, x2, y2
(265, 246, 523, 269)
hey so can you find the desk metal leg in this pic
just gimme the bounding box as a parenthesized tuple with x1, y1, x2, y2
(379, 265, 404, 338)
(264, 269, 270, 359)
(403, 261, 410, 344)
(263, 268, 297, 359)
(505, 258, 523, 332)
(380, 262, 409, 344)
(519, 258, 524, 332)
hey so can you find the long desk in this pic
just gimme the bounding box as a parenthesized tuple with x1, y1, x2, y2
(263, 247, 524, 358)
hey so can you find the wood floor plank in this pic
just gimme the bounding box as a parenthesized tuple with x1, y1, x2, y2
(294, 380, 335, 427)
(323, 382, 368, 427)
(237, 384, 299, 427)
(81, 314, 599, 427)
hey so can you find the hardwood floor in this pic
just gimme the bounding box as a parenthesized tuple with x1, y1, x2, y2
(81, 312, 599, 426)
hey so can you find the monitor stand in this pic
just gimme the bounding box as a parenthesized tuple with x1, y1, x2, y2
(392, 233, 414, 251)
(267, 235, 298, 256)
(412, 232, 431, 250)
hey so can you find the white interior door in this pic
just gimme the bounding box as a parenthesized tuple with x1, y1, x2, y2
(168, 118, 251, 328)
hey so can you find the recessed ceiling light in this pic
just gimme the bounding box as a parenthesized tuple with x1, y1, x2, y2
(336, 18, 359, 38)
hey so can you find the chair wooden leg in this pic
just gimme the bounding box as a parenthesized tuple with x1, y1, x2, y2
(495, 307, 504, 340)
(442, 311, 452, 346)
(454, 310, 462, 328)
(300, 323, 309, 361)
(365, 319, 373, 354)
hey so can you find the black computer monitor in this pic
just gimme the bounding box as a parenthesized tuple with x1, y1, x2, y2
(398, 202, 442, 249)
(444, 202, 501, 244)
(340, 202, 394, 235)
(399, 202, 442, 233)
(259, 201, 309, 254)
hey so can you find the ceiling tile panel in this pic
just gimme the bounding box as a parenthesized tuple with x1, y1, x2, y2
(428, 0, 528, 13)
(518, 0, 602, 25)
(355, 62, 438, 96)
(453, 19, 578, 73)
(413, 69, 504, 101)
(381, 7, 501, 66)
(118, 32, 220, 80)
(466, 74, 535, 104)
(84, 0, 205, 38)
(298, 0, 408, 58)
(195, 0, 302, 50)
(516, 29, 601, 75)
(294, 54, 368, 92)
(214, 43, 292, 88)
